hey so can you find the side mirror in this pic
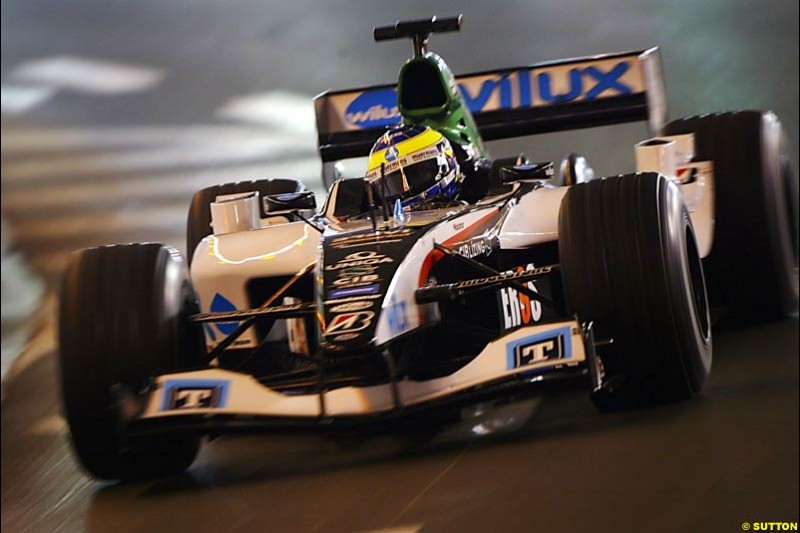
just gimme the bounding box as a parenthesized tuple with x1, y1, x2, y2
(263, 190, 317, 213)
(500, 162, 554, 183)
(560, 153, 595, 186)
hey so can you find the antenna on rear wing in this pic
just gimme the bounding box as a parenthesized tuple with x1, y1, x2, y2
(373, 15, 463, 57)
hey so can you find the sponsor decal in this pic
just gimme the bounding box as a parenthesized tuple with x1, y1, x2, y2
(459, 62, 633, 110)
(330, 228, 412, 248)
(365, 147, 441, 180)
(329, 284, 380, 299)
(676, 166, 698, 185)
(386, 145, 399, 161)
(457, 265, 553, 290)
(498, 264, 543, 332)
(454, 233, 496, 259)
(342, 61, 635, 130)
(452, 222, 465, 231)
(385, 296, 410, 336)
(332, 274, 380, 288)
(456, 238, 487, 259)
(325, 250, 394, 270)
(337, 265, 377, 277)
(209, 293, 240, 335)
(344, 88, 400, 128)
(505, 326, 572, 371)
(162, 379, 229, 411)
(329, 300, 374, 313)
(366, 156, 408, 179)
(324, 294, 383, 305)
(331, 333, 360, 342)
(284, 297, 310, 356)
(327, 251, 391, 288)
(326, 311, 375, 336)
(195, 302, 312, 322)
(418, 209, 505, 287)
(410, 147, 439, 162)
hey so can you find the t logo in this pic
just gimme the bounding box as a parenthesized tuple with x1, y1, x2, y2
(506, 326, 572, 370)
(163, 379, 229, 411)
(173, 388, 217, 409)
(515, 337, 561, 367)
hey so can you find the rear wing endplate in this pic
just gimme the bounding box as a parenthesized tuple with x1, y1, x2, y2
(314, 48, 666, 162)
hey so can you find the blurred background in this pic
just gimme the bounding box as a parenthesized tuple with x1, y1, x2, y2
(1, 1, 797, 532)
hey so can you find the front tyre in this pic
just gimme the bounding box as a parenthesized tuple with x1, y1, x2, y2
(559, 173, 712, 409)
(59, 243, 204, 480)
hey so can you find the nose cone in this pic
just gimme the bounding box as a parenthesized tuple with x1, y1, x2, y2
(321, 226, 420, 350)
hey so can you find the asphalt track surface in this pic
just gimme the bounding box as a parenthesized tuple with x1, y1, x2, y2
(1, 1, 798, 532)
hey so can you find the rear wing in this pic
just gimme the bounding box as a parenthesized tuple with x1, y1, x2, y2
(314, 48, 666, 162)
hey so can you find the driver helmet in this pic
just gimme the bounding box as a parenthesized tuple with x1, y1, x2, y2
(366, 125, 460, 208)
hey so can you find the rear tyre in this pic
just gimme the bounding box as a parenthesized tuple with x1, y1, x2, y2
(558, 173, 712, 410)
(664, 111, 799, 322)
(59, 243, 205, 480)
(186, 178, 306, 263)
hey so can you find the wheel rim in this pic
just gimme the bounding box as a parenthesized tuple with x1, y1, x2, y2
(685, 225, 711, 343)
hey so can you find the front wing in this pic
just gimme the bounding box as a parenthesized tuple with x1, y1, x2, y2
(128, 319, 594, 435)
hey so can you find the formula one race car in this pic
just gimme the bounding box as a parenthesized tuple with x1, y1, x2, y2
(58, 16, 798, 481)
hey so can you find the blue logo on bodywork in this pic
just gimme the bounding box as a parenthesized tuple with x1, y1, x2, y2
(329, 284, 380, 299)
(345, 88, 400, 128)
(162, 379, 230, 411)
(344, 61, 635, 130)
(506, 326, 572, 372)
(210, 293, 239, 335)
(458, 61, 633, 111)
(385, 296, 409, 336)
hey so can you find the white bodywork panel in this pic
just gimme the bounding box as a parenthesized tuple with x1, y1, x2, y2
(373, 205, 500, 344)
(191, 221, 321, 349)
(210, 192, 261, 235)
(498, 132, 715, 255)
(497, 187, 568, 249)
(674, 160, 714, 257)
(139, 319, 586, 418)
(635, 133, 715, 257)
(190, 131, 716, 353)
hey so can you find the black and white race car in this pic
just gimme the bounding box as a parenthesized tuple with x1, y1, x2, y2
(58, 16, 798, 481)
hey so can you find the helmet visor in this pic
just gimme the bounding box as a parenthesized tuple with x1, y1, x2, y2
(373, 158, 442, 201)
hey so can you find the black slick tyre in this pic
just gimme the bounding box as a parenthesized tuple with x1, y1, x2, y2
(558, 173, 712, 410)
(59, 243, 204, 480)
(664, 111, 799, 322)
